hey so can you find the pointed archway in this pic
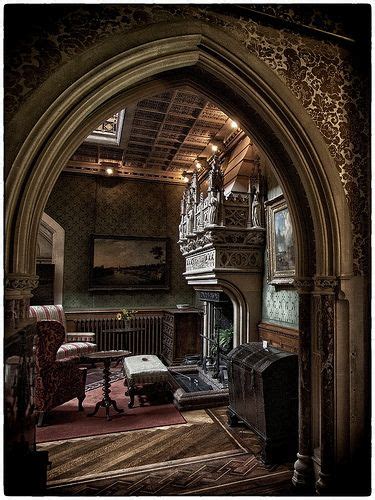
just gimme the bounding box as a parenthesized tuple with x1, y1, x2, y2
(5, 21, 359, 492)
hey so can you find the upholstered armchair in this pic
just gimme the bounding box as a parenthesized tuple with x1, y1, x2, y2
(34, 321, 88, 426)
(29, 305, 96, 361)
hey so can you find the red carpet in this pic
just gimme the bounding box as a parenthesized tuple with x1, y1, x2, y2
(36, 380, 186, 443)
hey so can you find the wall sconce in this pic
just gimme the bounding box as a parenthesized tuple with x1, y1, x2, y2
(106, 167, 114, 175)
(231, 120, 239, 129)
(182, 171, 194, 183)
(210, 139, 223, 154)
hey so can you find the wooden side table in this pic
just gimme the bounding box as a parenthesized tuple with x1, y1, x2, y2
(83, 350, 131, 421)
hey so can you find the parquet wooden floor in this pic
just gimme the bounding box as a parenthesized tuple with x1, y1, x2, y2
(41, 406, 295, 495)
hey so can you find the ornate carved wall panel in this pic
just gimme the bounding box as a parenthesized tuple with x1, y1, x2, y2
(186, 250, 216, 273)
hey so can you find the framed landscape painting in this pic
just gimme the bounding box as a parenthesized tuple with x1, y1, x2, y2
(266, 196, 295, 285)
(89, 235, 170, 290)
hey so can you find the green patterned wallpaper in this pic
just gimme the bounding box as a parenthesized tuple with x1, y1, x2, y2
(261, 262, 299, 328)
(261, 172, 299, 328)
(45, 173, 194, 310)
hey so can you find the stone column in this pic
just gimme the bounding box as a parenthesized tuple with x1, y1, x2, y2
(5, 274, 39, 334)
(315, 276, 338, 494)
(292, 278, 315, 490)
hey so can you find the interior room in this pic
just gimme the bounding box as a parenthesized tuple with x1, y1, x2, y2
(4, 4, 371, 496)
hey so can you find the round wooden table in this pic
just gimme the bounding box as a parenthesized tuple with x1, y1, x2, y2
(83, 350, 131, 421)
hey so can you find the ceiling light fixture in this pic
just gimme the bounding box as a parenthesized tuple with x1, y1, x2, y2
(106, 167, 114, 175)
(211, 144, 218, 153)
(195, 161, 202, 170)
(231, 120, 238, 129)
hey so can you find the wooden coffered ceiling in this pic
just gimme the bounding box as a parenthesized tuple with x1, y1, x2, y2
(65, 87, 237, 184)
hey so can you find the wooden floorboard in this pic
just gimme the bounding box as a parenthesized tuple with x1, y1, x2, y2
(40, 406, 295, 495)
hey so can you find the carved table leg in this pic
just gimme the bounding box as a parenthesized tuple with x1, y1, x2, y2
(88, 358, 124, 420)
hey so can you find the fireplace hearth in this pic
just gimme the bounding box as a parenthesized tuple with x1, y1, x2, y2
(169, 365, 229, 411)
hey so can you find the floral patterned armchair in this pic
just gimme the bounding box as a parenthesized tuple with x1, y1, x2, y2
(34, 321, 87, 426)
(29, 305, 96, 361)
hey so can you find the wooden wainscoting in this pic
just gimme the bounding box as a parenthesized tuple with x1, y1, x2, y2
(258, 322, 299, 353)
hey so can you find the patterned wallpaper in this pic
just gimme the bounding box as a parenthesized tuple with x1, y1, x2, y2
(6, 5, 370, 275)
(45, 173, 194, 310)
(261, 175, 298, 328)
(262, 262, 299, 329)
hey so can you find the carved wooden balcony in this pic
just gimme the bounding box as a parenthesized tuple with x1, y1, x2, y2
(178, 190, 266, 276)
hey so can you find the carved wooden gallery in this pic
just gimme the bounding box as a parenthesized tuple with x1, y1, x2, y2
(4, 4, 370, 496)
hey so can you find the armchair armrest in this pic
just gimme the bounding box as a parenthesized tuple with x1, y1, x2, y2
(37, 357, 80, 377)
(66, 332, 96, 343)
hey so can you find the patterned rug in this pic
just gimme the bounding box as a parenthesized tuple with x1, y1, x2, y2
(36, 380, 186, 443)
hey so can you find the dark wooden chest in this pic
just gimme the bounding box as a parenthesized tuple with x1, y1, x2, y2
(227, 342, 298, 464)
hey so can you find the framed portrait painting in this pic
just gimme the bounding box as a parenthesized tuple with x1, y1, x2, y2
(266, 196, 295, 285)
(89, 235, 170, 290)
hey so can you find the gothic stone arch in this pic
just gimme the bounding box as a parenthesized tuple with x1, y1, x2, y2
(5, 21, 363, 493)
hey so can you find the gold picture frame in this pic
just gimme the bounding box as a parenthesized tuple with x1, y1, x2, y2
(266, 196, 295, 285)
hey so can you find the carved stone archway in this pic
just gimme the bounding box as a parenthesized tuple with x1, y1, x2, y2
(5, 21, 361, 493)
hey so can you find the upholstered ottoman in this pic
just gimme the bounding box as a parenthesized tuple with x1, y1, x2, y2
(123, 355, 171, 407)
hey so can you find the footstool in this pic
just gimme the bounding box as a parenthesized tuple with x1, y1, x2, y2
(123, 355, 171, 408)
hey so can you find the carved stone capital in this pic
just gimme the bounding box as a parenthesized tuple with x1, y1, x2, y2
(293, 277, 314, 293)
(314, 276, 339, 293)
(6, 274, 39, 292)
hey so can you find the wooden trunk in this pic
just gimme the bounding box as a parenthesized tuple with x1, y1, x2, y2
(227, 342, 298, 464)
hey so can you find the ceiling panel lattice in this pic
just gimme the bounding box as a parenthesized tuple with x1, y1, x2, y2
(69, 88, 230, 178)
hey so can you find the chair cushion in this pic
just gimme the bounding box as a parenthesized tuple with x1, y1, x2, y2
(66, 332, 96, 343)
(56, 342, 97, 361)
(29, 305, 67, 331)
(123, 355, 169, 385)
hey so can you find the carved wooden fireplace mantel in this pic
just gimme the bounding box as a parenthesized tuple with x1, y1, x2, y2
(178, 157, 266, 345)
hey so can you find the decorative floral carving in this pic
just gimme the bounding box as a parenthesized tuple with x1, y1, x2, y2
(6, 275, 39, 291)
(186, 250, 215, 271)
(315, 276, 339, 292)
(225, 192, 248, 203)
(218, 249, 263, 270)
(293, 278, 315, 293)
(224, 207, 248, 227)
